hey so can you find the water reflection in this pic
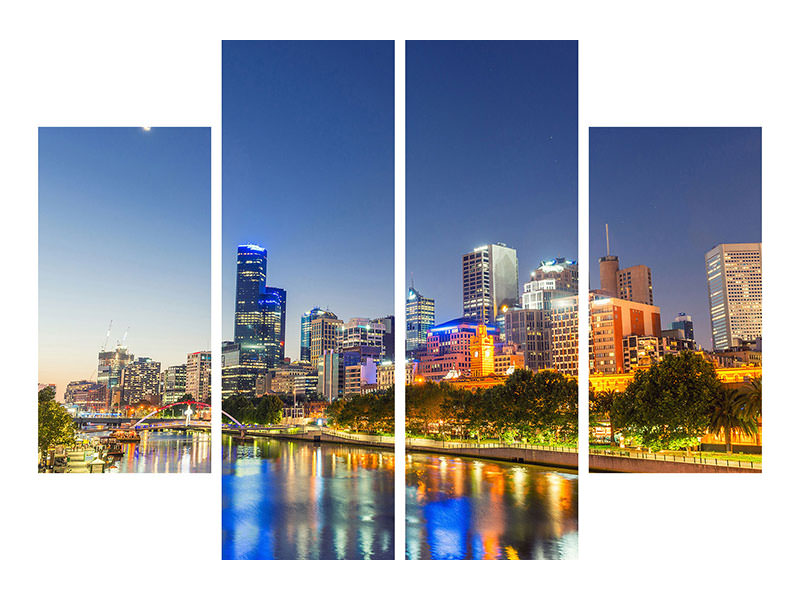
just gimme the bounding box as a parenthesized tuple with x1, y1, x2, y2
(406, 453, 577, 560)
(98, 430, 211, 473)
(222, 435, 394, 560)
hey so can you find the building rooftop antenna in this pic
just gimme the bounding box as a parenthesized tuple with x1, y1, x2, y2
(605, 223, 611, 256)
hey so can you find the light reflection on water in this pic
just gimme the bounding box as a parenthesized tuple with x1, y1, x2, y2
(84, 430, 211, 473)
(406, 453, 578, 560)
(222, 435, 395, 560)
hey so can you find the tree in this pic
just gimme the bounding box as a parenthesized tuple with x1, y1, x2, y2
(255, 395, 284, 425)
(591, 389, 620, 445)
(38, 388, 76, 457)
(708, 388, 759, 454)
(614, 351, 721, 452)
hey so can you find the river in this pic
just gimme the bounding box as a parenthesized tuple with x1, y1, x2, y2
(222, 435, 395, 559)
(406, 452, 578, 559)
(81, 430, 211, 473)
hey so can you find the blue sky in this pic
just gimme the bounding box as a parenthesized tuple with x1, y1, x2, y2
(589, 127, 762, 349)
(406, 41, 578, 323)
(222, 41, 394, 361)
(39, 127, 210, 399)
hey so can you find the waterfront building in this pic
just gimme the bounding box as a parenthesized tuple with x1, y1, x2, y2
(406, 287, 435, 353)
(310, 314, 343, 364)
(469, 323, 495, 378)
(161, 364, 187, 405)
(186, 350, 211, 403)
(417, 318, 500, 381)
(521, 258, 578, 310)
(462, 243, 519, 324)
(670, 313, 695, 342)
(300, 308, 337, 362)
(234, 244, 268, 351)
(120, 357, 161, 406)
(705, 242, 762, 350)
(97, 344, 134, 392)
(589, 292, 661, 374)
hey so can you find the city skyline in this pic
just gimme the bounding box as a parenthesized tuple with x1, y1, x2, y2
(406, 41, 578, 322)
(589, 127, 762, 350)
(222, 41, 394, 361)
(38, 127, 211, 400)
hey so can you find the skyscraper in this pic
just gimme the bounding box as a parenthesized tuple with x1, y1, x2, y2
(120, 357, 161, 406)
(162, 364, 187, 405)
(234, 244, 268, 352)
(261, 286, 287, 368)
(406, 287, 435, 353)
(310, 314, 343, 365)
(300, 307, 337, 362)
(462, 243, 519, 324)
(705, 242, 762, 350)
(97, 345, 134, 393)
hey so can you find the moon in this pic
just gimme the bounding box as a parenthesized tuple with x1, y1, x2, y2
(142, 126, 151, 132)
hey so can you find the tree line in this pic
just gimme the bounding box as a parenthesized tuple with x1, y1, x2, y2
(406, 369, 577, 445)
(222, 393, 287, 426)
(325, 387, 394, 435)
(590, 351, 761, 453)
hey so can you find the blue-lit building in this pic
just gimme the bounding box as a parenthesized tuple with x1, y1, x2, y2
(261, 286, 287, 368)
(417, 318, 500, 380)
(669, 313, 695, 342)
(234, 244, 267, 352)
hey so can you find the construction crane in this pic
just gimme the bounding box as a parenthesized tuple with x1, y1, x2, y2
(101, 320, 113, 352)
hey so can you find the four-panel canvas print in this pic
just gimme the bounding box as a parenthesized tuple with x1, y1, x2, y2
(37, 42, 762, 560)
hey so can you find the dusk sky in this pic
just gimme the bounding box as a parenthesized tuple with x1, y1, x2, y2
(406, 41, 578, 322)
(39, 127, 210, 400)
(589, 127, 762, 350)
(222, 41, 394, 361)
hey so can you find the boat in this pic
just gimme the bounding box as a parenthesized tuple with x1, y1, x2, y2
(110, 430, 141, 443)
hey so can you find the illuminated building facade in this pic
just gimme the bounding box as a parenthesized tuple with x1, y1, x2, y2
(234, 244, 268, 352)
(589, 292, 661, 374)
(551, 295, 579, 376)
(339, 317, 386, 356)
(462, 243, 519, 324)
(260, 286, 287, 369)
(469, 323, 495, 378)
(300, 307, 337, 362)
(120, 357, 161, 405)
(521, 258, 578, 310)
(186, 350, 211, 403)
(406, 287, 435, 353)
(418, 318, 500, 380)
(317, 349, 342, 401)
(503, 307, 552, 372)
(377, 361, 395, 390)
(310, 314, 342, 365)
(65, 380, 107, 410)
(161, 364, 186, 405)
(705, 242, 762, 350)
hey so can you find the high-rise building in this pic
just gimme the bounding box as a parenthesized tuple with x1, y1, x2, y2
(186, 350, 211, 403)
(503, 307, 552, 372)
(317, 349, 342, 401)
(462, 243, 519, 324)
(300, 308, 337, 362)
(234, 244, 268, 352)
(120, 357, 161, 406)
(597, 225, 654, 305)
(551, 295, 579, 376)
(260, 286, 286, 368)
(705, 243, 762, 350)
(161, 364, 187, 405)
(406, 287, 435, 353)
(589, 292, 662, 374)
(310, 314, 343, 365)
(339, 318, 385, 355)
(521, 258, 578, 310)
(669, 313, 695, 342)
(97, 345, 134, 392)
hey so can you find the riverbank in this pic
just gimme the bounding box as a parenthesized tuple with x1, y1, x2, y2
(225, 428, 577, 470)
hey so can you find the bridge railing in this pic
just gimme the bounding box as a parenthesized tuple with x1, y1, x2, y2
(406, 437, 577, 454)
(588, 448, 761, 469)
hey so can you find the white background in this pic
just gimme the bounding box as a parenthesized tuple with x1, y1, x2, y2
(1, 1, 797, 598)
